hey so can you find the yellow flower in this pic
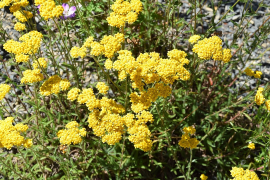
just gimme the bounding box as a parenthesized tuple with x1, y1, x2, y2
(255, 87, 265, 105)
(0, 84, 11, 101)
(179, 127, 199, 149)
(59, 79, 70, 91)
(230, 167, 259, 180)
(183, 126, 196, 135)
(96, 82, 109, 94)
(107, 0, 143, 27)
(67, 88, 81, 101)
(13, 10, 33, 22)
(57, 121, 86, 145)
(254, 71, 262, 79)
(200, 174, 208, 180)
(77, 88, 95, 104)
(39, 75, 61, 95)
(39, 0, 64, 20)
(244, 67, 254, 77)
(248, 142, 255, 150)
(188, 35, 201, 44)
(14, 22, 26, 31)
(33, 58, 47, 69)
(0, 117, 32, 149)
(21, 69, 44, 84)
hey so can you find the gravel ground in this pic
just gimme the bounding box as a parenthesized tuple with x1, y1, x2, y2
(0, 2, 270, 117)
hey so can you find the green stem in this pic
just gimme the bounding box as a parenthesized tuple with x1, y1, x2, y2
(0, 157, 24, 179)
(17, 148, 38, 180)
(187, 148, 193, 179)
(92, 56, 123, 95)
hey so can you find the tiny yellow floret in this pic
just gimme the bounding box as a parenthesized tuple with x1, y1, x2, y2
(248, 142, 255, 150)
(200, 174, 208, 180)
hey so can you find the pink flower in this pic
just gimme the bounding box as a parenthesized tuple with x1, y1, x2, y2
(61, 3, 76, 20)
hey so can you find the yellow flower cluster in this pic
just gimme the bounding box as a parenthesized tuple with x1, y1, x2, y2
(248, 142, 255, 150)
(13, 10, 33, 22)
(70, 33, 124, 59)
(188, 35, 201, 44)
(130, 83, 171, 113)
(0, 84, 11, 101)
(230, 167, 259, 180)
(125, 111, 154, 152)
(178, 126, 199, 149)
(67, 88, 81, 101)
(32, 58, 48, 69)
(0, 0, 11, 8)
(36, 0, 64, 20)
(111, 49, 190, 89)
(107, 0, 143, 27)
(15, 54, 29, 63)
(254, 87, 264, 105)
(96, 82, 109, 94)
(69, 85, 155, 151)
(4, 31, 43, 64)
(9, 0, 29, 12)
(99, 33, 124, 58)
(200, 174, 208, 180)
(21, 69, 44, 84)
(87, 96, 125, 145)
(0, 117, 32, 149)
(244, 68, 262, 79)
(14, 22, 26, 31)
(70, 46, 87, 59)
(40, 75, 70, 96)
(57, 121, 86, 145)
(192, 35, 232, 63)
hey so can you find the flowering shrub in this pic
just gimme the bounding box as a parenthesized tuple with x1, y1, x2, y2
(0, 0, 269, 179)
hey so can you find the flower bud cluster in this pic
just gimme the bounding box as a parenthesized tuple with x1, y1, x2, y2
(178, 126, 199, 149)
(14, 22, 26, 31)
(110, 49, 190, 89)
(191, 35, 232, 63)
(230, 167, 259, 180)
(0, 0, 29, 13)
(200, 174, 208, 180)
(40, 75, 70, 95)
(130, 83, 171, 113)
(96, 82, 109, 94)
(35, 0, 64, 20)
(107, 0, 143, 28)
(57, 121, 86, 145)
(13, 10, 33, 22)
(254, 87, 265, 105)
(32, 58, 48, 69)
(0, 84, 11, 101)
(70, 33, 124, 59)
(67, 85, 154, 151)
(21, 69, 44, 84)
(247, 142, 255, 150)
(124, 111, 154, 152)
(0, 117, 32, 149)
(4, 31, 43, 64)
(244, 68, 262, 79)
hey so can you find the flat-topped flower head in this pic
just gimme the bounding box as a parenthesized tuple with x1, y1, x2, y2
(0, 84, 11, 101)
(61, 3, 76, 19)
(230, 167, 259, 180)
